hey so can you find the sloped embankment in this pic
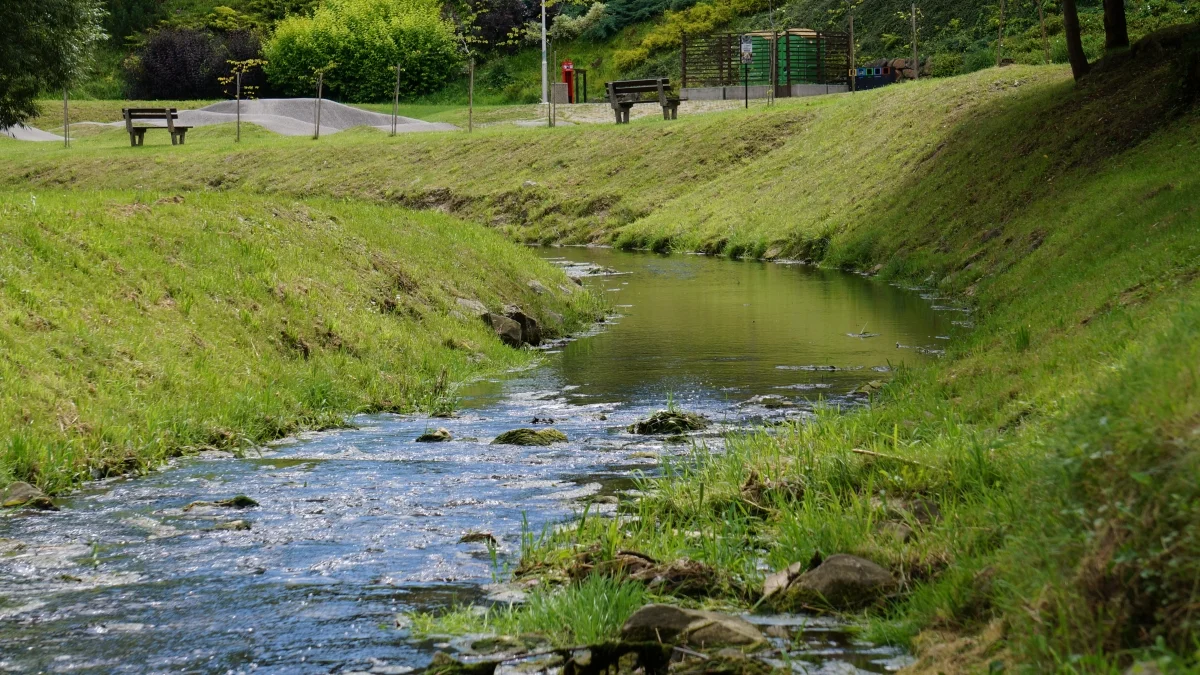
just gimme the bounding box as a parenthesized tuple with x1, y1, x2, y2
(0, 191, 602, 493)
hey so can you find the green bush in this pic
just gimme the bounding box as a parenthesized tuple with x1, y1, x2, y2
(263, 0, 461, 102)
(929, 51, 964, 77)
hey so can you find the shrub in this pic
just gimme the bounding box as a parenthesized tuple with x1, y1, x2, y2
(580, 0, 698, 40)
(263, 0, 461, 102)
(929, 52, 964, 77)
(615, 0, 766, 70)
(123, 28, 263, 100)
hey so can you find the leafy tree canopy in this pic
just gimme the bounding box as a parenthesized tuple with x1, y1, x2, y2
(0, 0, 105, 127)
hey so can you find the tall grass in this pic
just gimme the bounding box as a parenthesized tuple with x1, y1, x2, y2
(411, 574, 648, 645)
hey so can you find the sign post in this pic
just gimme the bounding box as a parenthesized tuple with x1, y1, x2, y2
(741, 35, 753, 109)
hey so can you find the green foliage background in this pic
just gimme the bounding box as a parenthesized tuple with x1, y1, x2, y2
(262, 0, 462, 101)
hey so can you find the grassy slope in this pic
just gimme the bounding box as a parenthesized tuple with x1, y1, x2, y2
(0, 190, 602, 493)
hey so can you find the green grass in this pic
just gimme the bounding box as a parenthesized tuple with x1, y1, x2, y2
(411, 575, 650, 645)
(5, 26, 1200, 671)
(0, 190, 603, 493)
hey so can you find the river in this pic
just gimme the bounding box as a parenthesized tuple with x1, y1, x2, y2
(0, 249, 961, 674)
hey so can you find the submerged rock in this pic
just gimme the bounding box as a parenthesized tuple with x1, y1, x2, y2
(2, 482, 47, 508)
(628, 411, 709, 435)
(784, 554, 897, 608)
(212, 519, 251, 531)
(620, 604, 764, 648)
(491, 428, 567, 446)
(183, 495, 259, 511)
(416, 428, 453, 443)
(459, 531, 498, 545)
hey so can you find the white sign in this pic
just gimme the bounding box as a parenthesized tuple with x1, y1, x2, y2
(741, 35, 753, 64)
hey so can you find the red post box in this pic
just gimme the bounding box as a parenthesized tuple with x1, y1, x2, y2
(561, 60, 575, 103)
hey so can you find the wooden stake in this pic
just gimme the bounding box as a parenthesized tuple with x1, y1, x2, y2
(468, 58, 475, 133)
(392, 64, 401, 136)
(1037, 0, 1051, 64)
(62, 89, 69, 148)
(236, 71, 242, 143)
(313, 72, 323, 140)
(911, 3, 919, 81)
(849, 13, 856, 93)
(996, 0, 1006, 68)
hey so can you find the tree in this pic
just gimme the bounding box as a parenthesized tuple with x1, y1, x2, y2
(0, 0, 105, 128)
(1103, 0, 1130, 51)
(1061, 0, 1090, 81)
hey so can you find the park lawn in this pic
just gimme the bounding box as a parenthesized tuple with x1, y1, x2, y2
(0, 189, 603, 493)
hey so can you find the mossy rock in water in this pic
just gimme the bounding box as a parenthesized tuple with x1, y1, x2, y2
(183, 495, 259, 511)
(491, 428, 568, 446)
(416, 427, 453, 443)
(628, 411, 709, 435)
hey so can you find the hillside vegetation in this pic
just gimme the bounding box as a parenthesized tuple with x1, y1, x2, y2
(0, 190, 601, 493)
(5, 26, 1200, 668)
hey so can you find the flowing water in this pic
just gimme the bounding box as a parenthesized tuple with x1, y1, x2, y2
(0, 249, 961, 674)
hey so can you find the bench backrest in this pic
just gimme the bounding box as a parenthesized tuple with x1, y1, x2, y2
(123, 108, 179, 133)
(123, 108, 179, 120)
(606, 78, 672, 108)
(609, 78, 670, 95)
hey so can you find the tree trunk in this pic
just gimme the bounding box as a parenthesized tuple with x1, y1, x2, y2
(1062, 0, 1090, 81)
(1104, 0, 1130, 50)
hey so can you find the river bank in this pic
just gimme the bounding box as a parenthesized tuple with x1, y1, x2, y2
(0, 191, 605, 494)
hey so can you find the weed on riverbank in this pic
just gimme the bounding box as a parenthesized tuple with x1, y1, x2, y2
(0, 190, 604, 493)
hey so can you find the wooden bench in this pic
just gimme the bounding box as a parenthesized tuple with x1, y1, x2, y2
(122, 108, 193, 147)
(605, 78, 683, 124)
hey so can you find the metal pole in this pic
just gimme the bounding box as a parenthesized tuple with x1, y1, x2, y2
(540, 0, 548, 104)
(850, 14, 856, 93)
(911, 4, 919, 81)
(236, 71, 241, 143)
(62, 89, 69, 148)
(314, 73, 323, 140)
(1037, 0, 1050, 64)
(996, 0, 1006, 68)
(392, 64, 400, 136)
(468, 58, 474, 133)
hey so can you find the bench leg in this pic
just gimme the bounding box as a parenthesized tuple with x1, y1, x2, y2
(134, 129, 146, 147)
(178, 130, 186, 145)
(128, 132, 136, 147)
